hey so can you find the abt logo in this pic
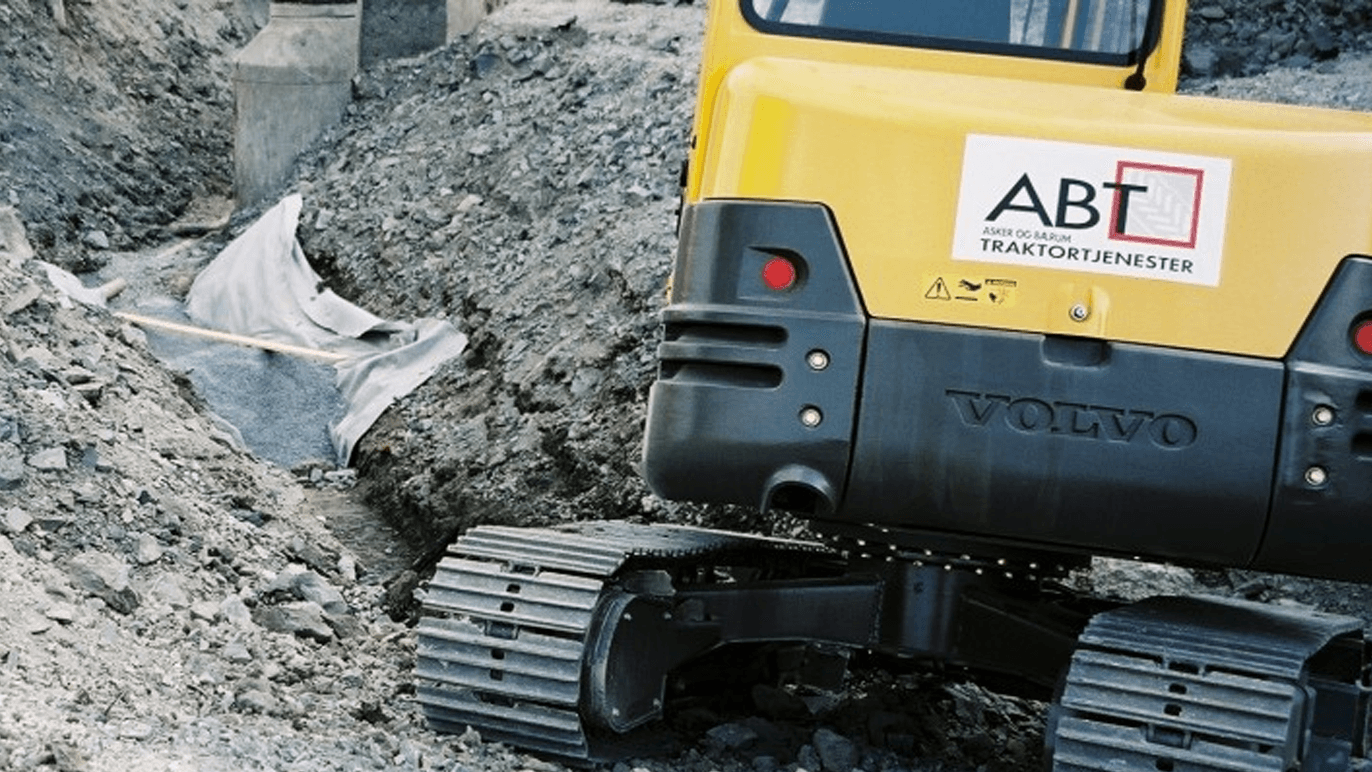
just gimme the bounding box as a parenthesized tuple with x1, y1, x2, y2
(987, 161, 1205, 249)
(952, 135, 1232, 287)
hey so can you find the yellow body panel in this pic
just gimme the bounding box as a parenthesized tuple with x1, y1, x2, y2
(687, 1, 1372, 358)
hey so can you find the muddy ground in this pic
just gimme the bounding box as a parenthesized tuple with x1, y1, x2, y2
(5, 0, 1372, 770)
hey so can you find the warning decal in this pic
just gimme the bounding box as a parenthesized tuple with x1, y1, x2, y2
(951, 135, 1232, 287)
(922, 275, 1018, 306)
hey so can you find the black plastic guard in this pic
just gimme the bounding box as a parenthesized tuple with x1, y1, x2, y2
(841, 323, 1283, 566)
(642, 201, 866, 513)
(1256, 256, 1372, 582)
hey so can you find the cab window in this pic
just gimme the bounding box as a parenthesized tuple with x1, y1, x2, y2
(745, 0, 1157, 60)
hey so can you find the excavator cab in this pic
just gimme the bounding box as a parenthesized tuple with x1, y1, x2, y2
(419, 1, 1372, 768)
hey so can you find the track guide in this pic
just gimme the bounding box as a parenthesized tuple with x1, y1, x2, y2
(416, 521, 831, 760)
(1051, 595, 1366, 772)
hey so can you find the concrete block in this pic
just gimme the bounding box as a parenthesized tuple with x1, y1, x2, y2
(448, 0, 485, 38)
(233, 2, 361, 208)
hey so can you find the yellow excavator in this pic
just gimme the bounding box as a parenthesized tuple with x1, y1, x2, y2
(417, 1, 1372, 769)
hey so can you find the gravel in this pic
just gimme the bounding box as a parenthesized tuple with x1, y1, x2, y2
(5, 0, 1372, 770)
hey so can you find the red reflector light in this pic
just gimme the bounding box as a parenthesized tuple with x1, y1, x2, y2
(1355, 319, 1372, 355)
(762, 256, 797, 291)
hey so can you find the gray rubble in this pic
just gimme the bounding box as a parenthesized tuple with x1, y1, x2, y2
(4, 0, 1372, 771)
(0, 222, 478, 769)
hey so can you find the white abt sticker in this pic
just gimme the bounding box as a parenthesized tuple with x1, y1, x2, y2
(951, 135, 1232, 287)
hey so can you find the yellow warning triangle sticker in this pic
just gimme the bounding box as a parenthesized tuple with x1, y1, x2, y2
(925, 278, 952, 301)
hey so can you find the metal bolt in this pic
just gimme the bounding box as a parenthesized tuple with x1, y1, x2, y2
(806, 350, 830, 371)
(1305, 466, 1329, 487)
(799, 406, 823, 428)
(1069, 304, 1090, 322)
(1312, 406, 1336, 426)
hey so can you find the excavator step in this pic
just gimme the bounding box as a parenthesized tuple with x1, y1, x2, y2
(1050, 596, 1367, 772)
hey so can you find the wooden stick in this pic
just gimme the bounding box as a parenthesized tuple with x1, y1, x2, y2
(113, 311, 349, 362)
(97, 278, 127, 301)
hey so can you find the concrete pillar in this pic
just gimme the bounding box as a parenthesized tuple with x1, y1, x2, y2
(232, 2, 361, 208)
(359, 0, 447, 68)
(448, 0, 485, 38)
(238, 0, 271, 28)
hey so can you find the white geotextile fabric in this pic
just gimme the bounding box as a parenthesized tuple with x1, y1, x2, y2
(185, 194, 467, 465)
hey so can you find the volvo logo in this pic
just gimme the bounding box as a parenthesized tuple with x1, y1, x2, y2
(946, 390, 1198, 449)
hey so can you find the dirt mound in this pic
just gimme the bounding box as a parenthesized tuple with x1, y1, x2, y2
(0, 256, 484, 769)
(1182, 0, 1372, 77)
(0, 0, 257, 272)
(287, 0, 707, 549)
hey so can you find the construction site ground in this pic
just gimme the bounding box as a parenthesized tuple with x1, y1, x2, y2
(6, 0, 1372, 770)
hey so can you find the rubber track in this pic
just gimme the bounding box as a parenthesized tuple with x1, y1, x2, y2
(416, 521, 829, 759)
(1051, 596, 1362, 772)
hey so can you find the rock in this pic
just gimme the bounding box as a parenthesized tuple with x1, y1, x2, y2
(185, 652, 226, 685)
(297, 572, 347, 613)
(323, 610, 365, 640)
(1311, 24, 1338, 57)
(2, 282, 41, 315)
(1091, 557, 1197, 601)
(144, 573, 189, 608)
(222, 639, 254, 664)
(67, 551, 140, 614)
(61, 366, 94, 385)
(26, 613, 54, 635)
(45, 603, 77, 624)
(190, 600, 221, 623)
(1196, 4, 1226, 20)
(235, 682, 279, 714)
(267, 564, 347, 612)
(337, 554, 358, 585)
(49, 740, 87, 772)
(28, 446, 68, 471)
(220, 595, 255, 627)
(252, 601, 334, 642)
(0, 443, 27, 489)
(2, 506, 32, 534)
(1183, 44, 1219, 77)
(287, 537, 337, 576)
(117, 722, 156, 741)
(82, 229, 110, 250)
(752, 683, 809, 720)
(705, 722, 758, 752)
(812, 728, 859, 772)
(0, 206, 35, 265)
(133, 533, 164, 564)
